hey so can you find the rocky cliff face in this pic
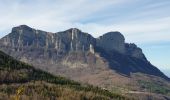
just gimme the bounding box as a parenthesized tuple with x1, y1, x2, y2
(125, 43, 146, 60)
(96, 31, 146, 60)
(96, 31, 125, 53)
(56, 28, 96, 52)
(0, 25, 169, 84)
(1, 25, 95, 54)
(0, 25, 146, 60)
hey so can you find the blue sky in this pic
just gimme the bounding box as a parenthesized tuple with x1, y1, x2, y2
(0, 0, 170, 76)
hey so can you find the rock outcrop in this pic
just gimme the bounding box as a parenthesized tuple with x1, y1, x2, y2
(96, 31, 125, 54)
(56, 28, 96, 52)
(1, 25, 145, 60)
(1, 26, 96, 53)
(0, 25, 169, 82)
(125, 43, 146, 60)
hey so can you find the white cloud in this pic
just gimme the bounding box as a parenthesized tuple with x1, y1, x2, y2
(65, 17, 170, 44)
(1, 0, 170, 44)
(0, 0, 127, 36)
(0, 0, 170, 44)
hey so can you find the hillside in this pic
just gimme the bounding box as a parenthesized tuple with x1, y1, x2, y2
(0, 25, 168, 79)
(0, 25, 170, 99)
(0, 50, 128, 100)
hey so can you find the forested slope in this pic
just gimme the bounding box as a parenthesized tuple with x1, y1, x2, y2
(0, 50, 129, 100)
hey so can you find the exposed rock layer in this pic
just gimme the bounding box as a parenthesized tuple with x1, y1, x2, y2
(0, 25, 169, 84)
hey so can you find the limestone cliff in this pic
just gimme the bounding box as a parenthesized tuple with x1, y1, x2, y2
(0, 25, 169, 82)
(96, 31, 125, 54)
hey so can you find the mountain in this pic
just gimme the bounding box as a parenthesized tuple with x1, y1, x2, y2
(0, 25, 170, 99)
(0, 50, 128, 100)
